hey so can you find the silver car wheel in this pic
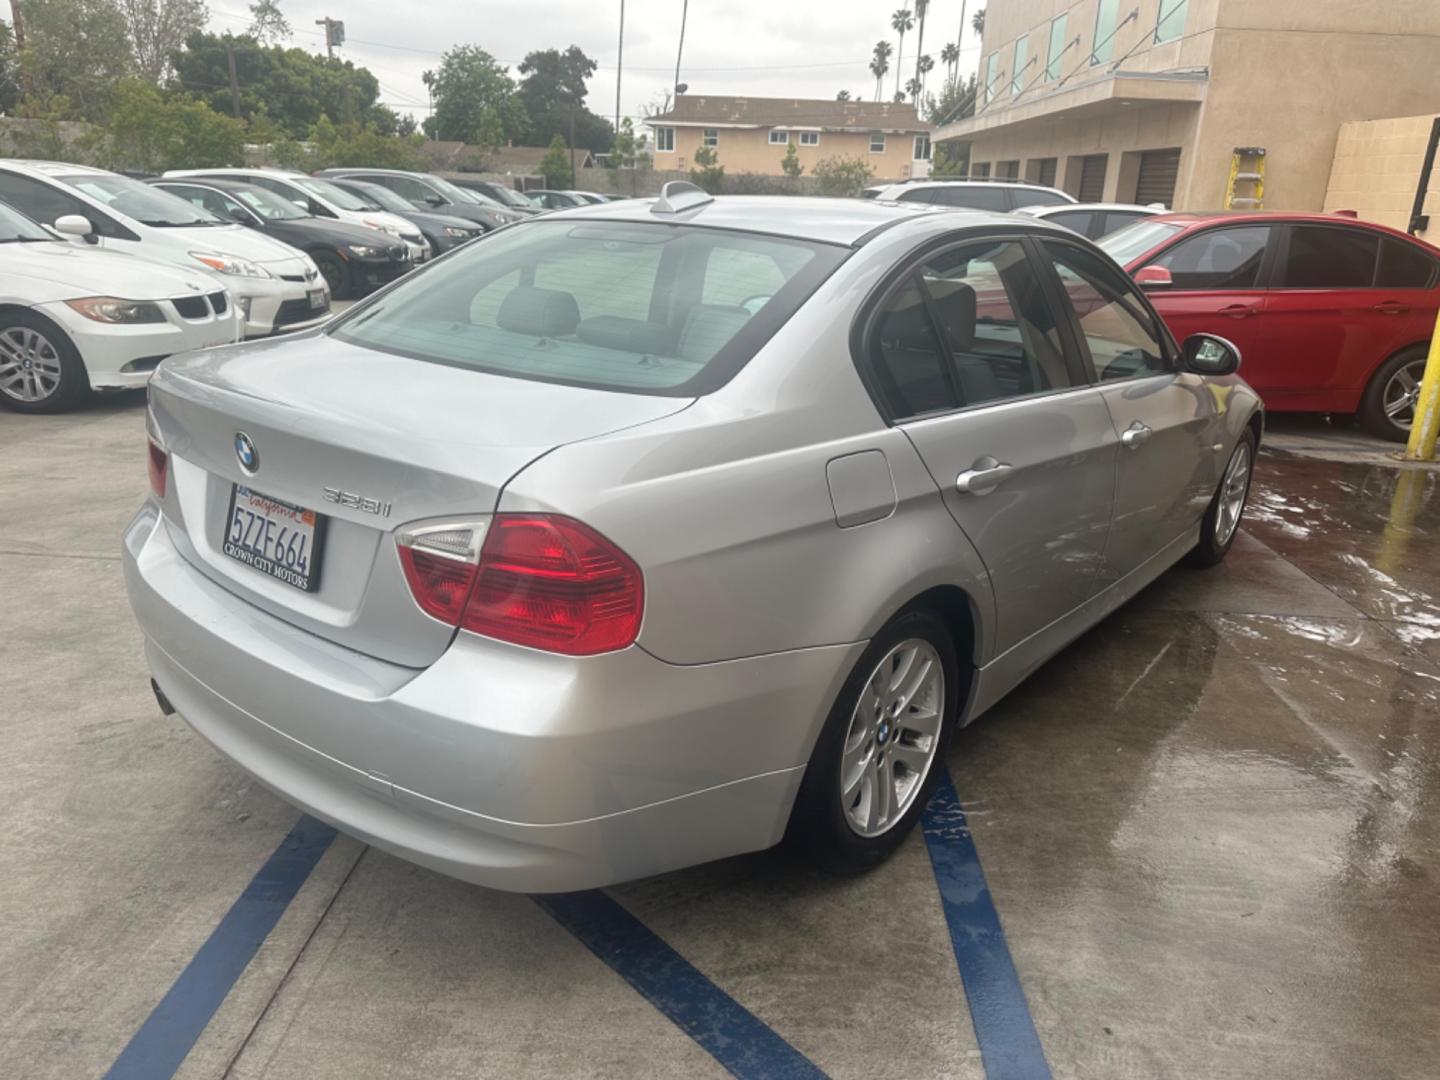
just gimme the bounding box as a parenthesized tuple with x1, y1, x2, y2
(840, 638, 945, 838)
(1381, 357, 1426, 432)
(0, 326, 64, 403)
(1214, 442, 1251, 547)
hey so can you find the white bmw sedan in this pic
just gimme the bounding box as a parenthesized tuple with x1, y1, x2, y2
(0, 200, 240, 412)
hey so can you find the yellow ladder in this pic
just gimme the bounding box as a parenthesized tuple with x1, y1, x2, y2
(1225, 147, 1266, 209)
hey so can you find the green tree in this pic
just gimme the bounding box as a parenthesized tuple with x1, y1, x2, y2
(516, 45, 612, 153)
(306, 115, 426, 169)
(18, 0, 134, 120)
(0, 23, 20, 115)
(869, 40, 892, 102)
(422, 44, 526, 149)
(605, 116, 652, 195)
(689, 144, 724, 192)
(780, 141, 803, 179)
(890, 7, 914, 97)
(93, 77, 246, 172)
(120, 0, 208, 84)
(247, 0, 289, 44)
(538, 133, 572, 188)
(812, 155, 875, 197)
(972, 6, 985, 36)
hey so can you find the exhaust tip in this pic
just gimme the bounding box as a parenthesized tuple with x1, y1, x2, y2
(151, 679, 176, 717)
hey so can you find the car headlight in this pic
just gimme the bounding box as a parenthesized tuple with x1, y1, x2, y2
(190, 251, 271, 278)
(441, 226, 477, 238)
(64, 297, 167, 324)
(347, 244, 388, 258)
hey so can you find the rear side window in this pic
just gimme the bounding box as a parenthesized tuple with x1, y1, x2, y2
(1044, 210, 1096, 236)
(1098, 211, 1146, 236)
(931, 187, 1009, 211)
(868, 239, 1072, 418)
(1012, 190, 1071, 208)
(331, 220, 845, 395)
(1280, 225, 1379, 288)
(1153, 226, 1270, 289)
(897, 188, 935, 204)
(1377, 237, 1438, 288)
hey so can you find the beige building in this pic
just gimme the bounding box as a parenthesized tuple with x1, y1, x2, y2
(1324, 113, 1440, 243)
(644, 96, 933, 182)
(936, 0, 1440, 212)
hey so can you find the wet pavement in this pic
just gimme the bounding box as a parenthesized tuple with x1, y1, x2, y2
(2, 397, 1438, 1080)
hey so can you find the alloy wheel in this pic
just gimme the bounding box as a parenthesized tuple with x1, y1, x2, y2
(1215, 442, 1251, 546)
(0, 326, 63, 403)
(839, 638, 945, 838)
(1382, 357, 1427, 432)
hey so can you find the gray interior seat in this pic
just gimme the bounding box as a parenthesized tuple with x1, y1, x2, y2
(497, 286, 581, 338)
(576, 316, 673, 356)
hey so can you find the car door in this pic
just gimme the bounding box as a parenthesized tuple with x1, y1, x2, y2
(1263, 223, 1437, 411)
(865, 234, 1118, 655)
(1141, 224, 1277, 388)
(1040, 238, 1224, 583)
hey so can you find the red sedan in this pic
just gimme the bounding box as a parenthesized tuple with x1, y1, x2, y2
(1100, 212, 1439, 441)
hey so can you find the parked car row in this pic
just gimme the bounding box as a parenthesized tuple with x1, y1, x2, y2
(0, 161, 559, 413)
(869, 178, 1440, 441)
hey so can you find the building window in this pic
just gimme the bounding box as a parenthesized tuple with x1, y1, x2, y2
(656, 127, 675, 152)
(998, 160, 1020, 179)
(972, 162, 991, 179)
(1011, 35, 1028, 97)
(799, 131, 819, 146)
(702, 128, 718, 147)
(1155, 0, 1187, 42)
(913, 135, 931, 160)
(769, 129, 789, 145)
(984, 52, 1000, 104)
(1092, 0, 1119, 64)
(1046, 14, 1068, 80)
(870, 132, 887, 153)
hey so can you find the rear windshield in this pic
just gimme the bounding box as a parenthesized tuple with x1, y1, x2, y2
(330, 219, 847, 395)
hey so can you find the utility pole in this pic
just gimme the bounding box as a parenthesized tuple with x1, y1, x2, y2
(315, 17, 344, 60)
(673, 0, 688, 103)
(569, 110, 577, 188)
(9, 0, 31, 97)
(614, 0, 624, 143)
(226, 43, 242, 118)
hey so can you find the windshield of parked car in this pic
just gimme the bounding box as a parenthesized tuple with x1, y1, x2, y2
(0, 198, 57, 241)
(295, 178, 372, 211)
(474, 183, 532, 208)
(330, 220, 847, 395)
(231, 186, 308, 221)
(59, 174, 224, 227)
(340, 181, 413, 215)
(1099, 219, 1185, 266)
(429, 175, 497, 207)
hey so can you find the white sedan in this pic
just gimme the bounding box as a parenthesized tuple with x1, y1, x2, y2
(0, 200, 241, 413)
(1013, 202, 1168, 240)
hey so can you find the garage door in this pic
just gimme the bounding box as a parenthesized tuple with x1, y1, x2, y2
(1034, 158, 1057, 188)
(1078, 155, 1108, 202)
(1136, 148, 1182, 208)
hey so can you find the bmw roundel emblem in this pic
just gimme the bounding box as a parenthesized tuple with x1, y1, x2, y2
(234, 431, 258, 474)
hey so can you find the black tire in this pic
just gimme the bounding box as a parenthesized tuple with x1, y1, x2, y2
(0, 309, 90, 414)
(1189, 429, 1256, 567)
(1358, 346, 1428, 443)
(312, 250, 351, 299)
(786, 609, 960, 875)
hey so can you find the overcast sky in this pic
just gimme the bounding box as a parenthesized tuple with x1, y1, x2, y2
(206, 0, 987, 129)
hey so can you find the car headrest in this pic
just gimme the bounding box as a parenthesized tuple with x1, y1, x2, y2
(496, 286, 581, 338)
(927, 281, 976, 352)
(677, 304, 751, 363)
(576, 316, 672, 355)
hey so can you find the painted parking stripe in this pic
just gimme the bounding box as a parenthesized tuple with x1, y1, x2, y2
(923, 769, 1052, 1080)
(103, 815, 337, 1080)
(536, 890, 828, 1080)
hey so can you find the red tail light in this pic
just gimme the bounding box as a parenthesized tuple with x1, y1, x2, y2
(147, 438, 168, 497)
(396, 514, 644, 656)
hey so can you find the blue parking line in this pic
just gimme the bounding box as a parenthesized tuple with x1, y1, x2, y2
(103, 815, 337, 1080)
(536, 890, 828, 1080)
(922, 769, 1052, 1080)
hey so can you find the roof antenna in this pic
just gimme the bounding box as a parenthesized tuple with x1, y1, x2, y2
(652, 180, 715, 215)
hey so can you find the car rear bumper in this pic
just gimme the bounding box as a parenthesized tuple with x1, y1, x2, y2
(122, 502, 859, 892)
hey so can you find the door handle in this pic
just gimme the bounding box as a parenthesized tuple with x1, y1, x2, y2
(1219, 304, 1257, 319)
(955, 457, 1014, 495)
(1373, 301, 1412, 315)
(1120, 421, 1152, 449)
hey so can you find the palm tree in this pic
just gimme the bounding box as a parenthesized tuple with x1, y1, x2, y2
(972, 6, 985, 37)
(870, 40, 893, 101)
(912, 0, 929, 104)
(905, 76, 922, 101)
(890, 8, 914, 96)
(917, 54, 935, 100)
(941, 42, 959, 80)
(836, 89, 851, 102)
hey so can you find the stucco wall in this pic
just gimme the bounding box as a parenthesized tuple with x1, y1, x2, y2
(650, 126, 927, 182)
(1324, 114, 1439, 241)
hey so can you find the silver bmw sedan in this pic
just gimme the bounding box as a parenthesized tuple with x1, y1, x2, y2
(124, 184, 1262, 892)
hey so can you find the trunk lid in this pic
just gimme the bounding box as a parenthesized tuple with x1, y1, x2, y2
(148, 334, 691, 667)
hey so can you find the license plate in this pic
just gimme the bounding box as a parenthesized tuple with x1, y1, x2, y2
(307, 288, 326, 310)
(223, 485, 325, 592)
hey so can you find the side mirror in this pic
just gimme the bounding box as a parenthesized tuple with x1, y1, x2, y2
(424, 194, 445, 207)
(1133, 265, 1173, 291)
(1182, 333, 1241, 377)
(54, 214, 97, 243)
